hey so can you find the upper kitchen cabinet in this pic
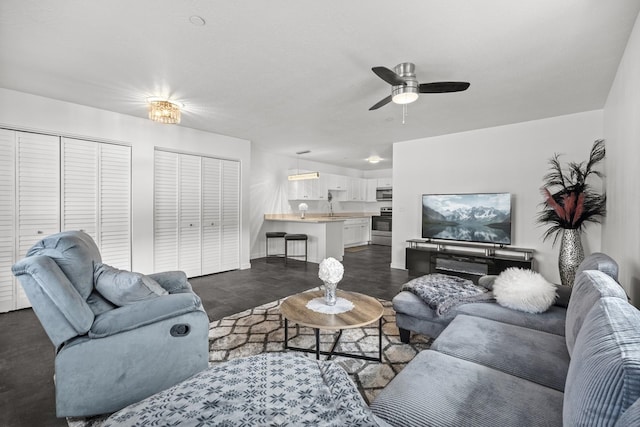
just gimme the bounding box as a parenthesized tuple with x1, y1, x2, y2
(377, 177, 393, 189)
(346, 177, 367, 202)
(287, 174, 328, 201)
(365, 179, 378, 202)
(326, 174, 348, 191)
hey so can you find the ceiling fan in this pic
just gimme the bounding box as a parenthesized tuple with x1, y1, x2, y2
(369, 62, 470, 110)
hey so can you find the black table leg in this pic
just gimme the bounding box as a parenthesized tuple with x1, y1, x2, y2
(284, 318, 289, 349)
(378, 317, 383, 362)
(315, 328, 320, 360)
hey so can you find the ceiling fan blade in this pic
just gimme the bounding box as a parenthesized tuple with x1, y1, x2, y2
(369, 95, 392, 111)
(419, 81, 470, 93)
(372, 67, 406, 86)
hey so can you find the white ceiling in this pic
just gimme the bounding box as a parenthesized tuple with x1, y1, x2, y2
(1, 1, 639, 170)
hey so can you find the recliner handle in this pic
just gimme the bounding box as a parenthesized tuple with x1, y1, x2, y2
(170, 324, 191, 337)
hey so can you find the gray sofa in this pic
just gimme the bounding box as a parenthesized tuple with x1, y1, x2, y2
(371, 253, 640, 426)
(11, 231, 210, 417)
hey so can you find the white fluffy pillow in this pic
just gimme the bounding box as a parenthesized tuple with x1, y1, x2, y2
(492, 268, 557, 313)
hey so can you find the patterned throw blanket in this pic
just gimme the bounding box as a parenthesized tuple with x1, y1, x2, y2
(102, 352, 381, 426)
(402, 273, 494, 316)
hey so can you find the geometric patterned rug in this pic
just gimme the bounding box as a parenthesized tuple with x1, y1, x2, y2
(69, 290, 431, 426)
(208, 290, 432, 404)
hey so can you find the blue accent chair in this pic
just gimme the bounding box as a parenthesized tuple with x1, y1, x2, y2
(11, 231, 209, 418)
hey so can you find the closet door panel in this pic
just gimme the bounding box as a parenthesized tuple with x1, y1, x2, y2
(62, 138, 98, 240)
(99, 143, 131, 270)
(220, 160, 240, 271)
(17, 132, 60, 308)
(154, 150, 179, 272)
(202, 157, 221, 275)
(178, 154, 202, 278)
(0, 130, 15, 312)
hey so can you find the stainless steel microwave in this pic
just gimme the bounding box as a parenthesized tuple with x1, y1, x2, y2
(376, 188, 392, 201)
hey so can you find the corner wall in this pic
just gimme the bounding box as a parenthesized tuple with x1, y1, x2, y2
(603, 10, 640, 304)
(392, 110, 604, 283)
(0, 88, 252, 273)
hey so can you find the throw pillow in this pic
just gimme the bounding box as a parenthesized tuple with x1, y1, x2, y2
(492, 267, 557, 313)
(94, 263, 168, 306)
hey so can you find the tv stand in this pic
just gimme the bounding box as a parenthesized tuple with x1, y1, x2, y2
(405, 239, 535, 283)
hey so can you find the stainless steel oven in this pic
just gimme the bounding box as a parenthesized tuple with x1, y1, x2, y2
(371, 207, 392, 246)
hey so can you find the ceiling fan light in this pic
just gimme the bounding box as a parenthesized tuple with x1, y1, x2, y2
(392, 91, 419, 105)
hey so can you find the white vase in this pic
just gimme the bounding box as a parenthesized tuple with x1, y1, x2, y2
(323, 281, 338, 306)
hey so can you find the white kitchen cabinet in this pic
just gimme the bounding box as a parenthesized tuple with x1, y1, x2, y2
(377, 177, 393, 189)
(346, 177, 367, 202)
(365, 179, 377, 202)
(154, 149, 240, 277)
(343, 218, 371, 247)
(326, 174, 348, 191)
(287, 175, 328, 201)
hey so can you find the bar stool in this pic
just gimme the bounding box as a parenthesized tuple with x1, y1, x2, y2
(265, 232, 287, 261)
(284, 234, 308, 265)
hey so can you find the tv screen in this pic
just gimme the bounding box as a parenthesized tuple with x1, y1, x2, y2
(422, 193, 512, 245)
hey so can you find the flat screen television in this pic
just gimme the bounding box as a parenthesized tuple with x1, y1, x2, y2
(422, 192, 512, 245)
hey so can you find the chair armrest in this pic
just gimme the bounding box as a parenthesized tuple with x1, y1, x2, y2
(12, 255, 94, 335)
(147, 271, 193, 294)
(555, 284, 572, 308)
(89, 293, 204, 339)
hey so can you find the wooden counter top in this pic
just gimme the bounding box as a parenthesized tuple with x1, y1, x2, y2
(264, 213, 376, 223)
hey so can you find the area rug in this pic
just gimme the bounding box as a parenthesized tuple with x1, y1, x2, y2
(208, 292, 432, 404)
(69, 292, 431, 426)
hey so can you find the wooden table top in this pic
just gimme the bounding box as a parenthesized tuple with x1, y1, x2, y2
(279, 290, 383, 330)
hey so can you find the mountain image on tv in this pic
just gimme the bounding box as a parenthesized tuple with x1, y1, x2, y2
(422, 193, 512, 244)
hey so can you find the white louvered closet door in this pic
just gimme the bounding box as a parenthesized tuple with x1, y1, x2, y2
(154, 150, 179, 272)
(0, 130, 16, 313)
(62, 138, 99, 241)
(201, 157, 222, 275)
(99, 143, 131, 270)
(178, 154, 202, 278)
(17, 132, 60, 309)
(220, 160, 240, 271)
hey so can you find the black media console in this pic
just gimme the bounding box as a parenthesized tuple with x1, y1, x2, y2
(405, 239, 535, 284)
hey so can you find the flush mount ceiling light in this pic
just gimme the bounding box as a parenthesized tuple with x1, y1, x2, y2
(366, 156, 382, 164)
(288, 150, 320, 181)
(147, 99, 182, 124)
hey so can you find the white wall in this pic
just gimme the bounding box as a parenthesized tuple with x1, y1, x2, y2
(392, 110, 604, 283)
(603, 11, 640, 304)
(249, 148, 391, 259)
(0, 88, 252, 273)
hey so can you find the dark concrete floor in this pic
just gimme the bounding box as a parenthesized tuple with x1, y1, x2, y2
(0, 245, 406, 426)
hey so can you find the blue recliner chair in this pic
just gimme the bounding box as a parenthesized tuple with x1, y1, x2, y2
(11, 231, 209, 417)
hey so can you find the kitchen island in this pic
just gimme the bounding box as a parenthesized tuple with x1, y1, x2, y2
(263, 213, 374, 263)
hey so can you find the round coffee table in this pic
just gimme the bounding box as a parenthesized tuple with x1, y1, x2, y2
(279, 289, 384, 361)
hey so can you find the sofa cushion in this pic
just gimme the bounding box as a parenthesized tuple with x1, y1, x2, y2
(563, 297, 640, 426)
(456, 302, 567, 336)
(371, 350, 563, 427)
(492, 268, 557, 313)
(565, 270, 628, 356)
(431, 315, 569, 391)
(26, 230, 102, 300)
(576, 251, 619, 281)
(392, 291, 458, 324)
(94, 263, 168, 306)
